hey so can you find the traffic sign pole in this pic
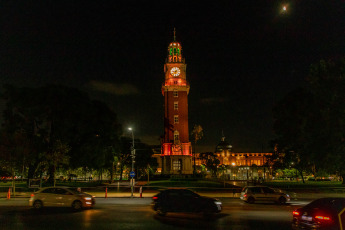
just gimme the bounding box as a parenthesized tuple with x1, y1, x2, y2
(130, 171, 135, 198)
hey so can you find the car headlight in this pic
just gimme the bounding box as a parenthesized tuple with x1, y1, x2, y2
(286, 194, 290, 197)
(214, 201, 222, 205)
(84, 197, 92, 200)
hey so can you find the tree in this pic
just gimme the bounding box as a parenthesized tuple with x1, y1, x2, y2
(199, 152, 220, 178)
(191, 125, 203, 174)
(118, 136, 157, 180)
(273, 57, 345, 182)
(45, 140, 70, 186)
(1, 85, 122, 183)
(134, 142, 158, 180)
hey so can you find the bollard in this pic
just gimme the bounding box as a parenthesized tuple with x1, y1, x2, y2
(7, 188, 11, 200)
(105, 187, 108, 198)
(139, 186, 142, 198)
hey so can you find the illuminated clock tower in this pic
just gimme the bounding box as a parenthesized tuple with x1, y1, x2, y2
(161, 30, 192, 175)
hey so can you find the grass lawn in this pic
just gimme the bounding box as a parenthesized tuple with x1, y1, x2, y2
(263, 181, 345, 189)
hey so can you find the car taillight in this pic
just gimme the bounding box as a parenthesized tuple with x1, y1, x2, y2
(315, 216, 331, 221)
(152, 196, 158, 200)
(243, 194, 247, 198)
(293, 211, 300, 216)
(31, 193, 35, 197)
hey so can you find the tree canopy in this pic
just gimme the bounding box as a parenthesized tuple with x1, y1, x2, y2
(273, 57, 345, 181)
(0, 85, 122, 182)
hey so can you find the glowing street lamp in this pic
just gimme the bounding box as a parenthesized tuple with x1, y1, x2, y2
(128, 127, 135, 198)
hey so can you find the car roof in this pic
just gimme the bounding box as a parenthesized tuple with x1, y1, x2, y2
(245, 186, 268, 188)
(162, 188, 190, 191)
(310, 197, 345, 202)
(305, 198, 345, 211)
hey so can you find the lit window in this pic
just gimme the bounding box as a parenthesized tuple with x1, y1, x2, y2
(173, 160, 181, 171)
(174, 130, 179, 141)
(173, 91, 178, 97)
(174, 115, 179, 124)
(174, 102, 178, 110)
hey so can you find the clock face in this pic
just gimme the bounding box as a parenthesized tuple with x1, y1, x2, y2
(170, 67, 181, 77)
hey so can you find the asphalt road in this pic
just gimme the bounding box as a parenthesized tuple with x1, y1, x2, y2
(0, 197, 310, 230)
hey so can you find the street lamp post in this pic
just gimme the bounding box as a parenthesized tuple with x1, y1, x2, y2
(128, 128, 135, 198)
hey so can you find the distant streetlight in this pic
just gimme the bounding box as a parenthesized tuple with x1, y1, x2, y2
(283, 5, 287, 11)
(128, 127, 135, 198)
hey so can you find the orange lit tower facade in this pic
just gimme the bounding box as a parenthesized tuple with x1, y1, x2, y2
(161, 32, 193, 175)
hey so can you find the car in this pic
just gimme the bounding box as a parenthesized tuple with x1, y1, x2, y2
(292, 198, 345, 230)
(29, 186, 95, 211)
(240, 186, 290, 204)
(152, 188, 222, 216)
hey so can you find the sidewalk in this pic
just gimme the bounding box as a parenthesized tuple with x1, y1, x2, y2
(1, 189, 345, 200)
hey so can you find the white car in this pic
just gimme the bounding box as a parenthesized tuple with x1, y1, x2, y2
(29, 186, 95, 210)
(240, 186, 290, 204)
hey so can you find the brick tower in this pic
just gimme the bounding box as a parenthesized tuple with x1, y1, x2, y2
(161, 29, 192, 175)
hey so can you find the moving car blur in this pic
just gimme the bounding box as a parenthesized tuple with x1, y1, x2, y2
(292, 198, 345, 230)
(29, 186, 95, 211)
(240, 186, 290, 204)
(152, 188, 222, 216)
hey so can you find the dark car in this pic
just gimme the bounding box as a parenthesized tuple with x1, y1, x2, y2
(292, 197, 345, 230)
(152, 189, 222, 216)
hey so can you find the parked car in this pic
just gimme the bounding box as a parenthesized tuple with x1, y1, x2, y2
(29, 186, 95, 211)
(292, 198, 345, 230)
(152, 188, 222, 216)
(240, 186, 290, 204)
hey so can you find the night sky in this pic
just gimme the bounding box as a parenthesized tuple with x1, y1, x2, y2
(1, 1, 344, 153)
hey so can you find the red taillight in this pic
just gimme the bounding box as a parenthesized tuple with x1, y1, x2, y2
(243, 194, 247, 198)
(293, 211, 300, 216)
(315, 216, 331, 221)
(152, 196, 158, 200)
(30, 193, 35, 197)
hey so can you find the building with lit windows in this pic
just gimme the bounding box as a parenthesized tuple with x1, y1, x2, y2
(160, 30, 193, 175)
(194, 136, 273, 180)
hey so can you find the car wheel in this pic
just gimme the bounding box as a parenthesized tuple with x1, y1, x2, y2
(33, 200, 43, 209)
(72, 200, 83, 211)
(278, 196, 286, 205)
(247, 197, 255, 204)
(156, 207, 167, 216)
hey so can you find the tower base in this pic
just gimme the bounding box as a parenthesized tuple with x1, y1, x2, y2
(161, 155, 193, 175)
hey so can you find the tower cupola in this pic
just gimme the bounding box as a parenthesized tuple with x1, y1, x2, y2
(167, 29, 184, 63)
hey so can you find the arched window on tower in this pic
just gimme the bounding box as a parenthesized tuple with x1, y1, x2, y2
(174, 130, 179, 141)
